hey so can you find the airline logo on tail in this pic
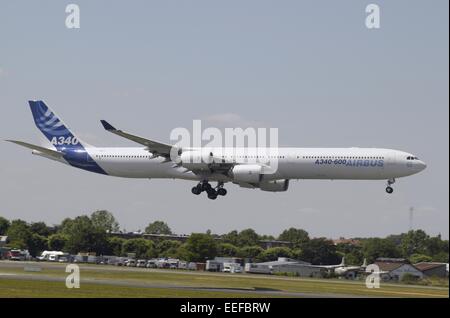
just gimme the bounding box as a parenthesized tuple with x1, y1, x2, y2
(29, 100, 82, 149)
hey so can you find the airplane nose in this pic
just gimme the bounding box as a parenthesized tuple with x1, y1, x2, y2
(417, 160, 427, 171)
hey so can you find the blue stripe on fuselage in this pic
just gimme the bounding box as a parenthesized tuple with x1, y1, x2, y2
(63, 149, 107, 175)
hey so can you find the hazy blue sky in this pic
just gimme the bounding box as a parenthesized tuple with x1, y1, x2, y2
(1, 1, 448, 238)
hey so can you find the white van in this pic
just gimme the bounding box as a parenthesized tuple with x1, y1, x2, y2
(38, 251, 64, 261)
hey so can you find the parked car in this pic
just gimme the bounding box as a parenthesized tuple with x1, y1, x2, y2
(136, 259, 147, 267)
(115, 259, 124, 266)
(125, 259, 136, 267)
(146, 260, 157, 268)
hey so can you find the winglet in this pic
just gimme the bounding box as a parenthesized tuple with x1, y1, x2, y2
(100, 120, 116, 131)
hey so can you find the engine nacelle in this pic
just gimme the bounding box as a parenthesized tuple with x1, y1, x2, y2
(259, 179, 289, 192)
(231, 165, 263, 183)
(179, 150, 213, 171)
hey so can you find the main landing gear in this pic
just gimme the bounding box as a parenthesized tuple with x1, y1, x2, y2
(386, 178, 395, 194)
(191, 181, 227, 200)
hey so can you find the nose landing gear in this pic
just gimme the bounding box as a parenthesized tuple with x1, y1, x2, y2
(191, 181, 227, 199)
(385, 178, 395, 194)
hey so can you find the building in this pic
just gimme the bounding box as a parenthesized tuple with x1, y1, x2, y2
(258, 240, 292, 249)
(414, 262, 448, 278)
(332, 237, 361, 246)
(0, 236, 7, 247)
(245, 257, 326, 277)
(371, 258, 423, 281)
(206, 257, 243, 272)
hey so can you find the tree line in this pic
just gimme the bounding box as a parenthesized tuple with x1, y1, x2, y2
(0, 211, 448, 265)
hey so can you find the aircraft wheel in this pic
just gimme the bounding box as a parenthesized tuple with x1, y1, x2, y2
(207, 193, 218, 200)
(386, 186, 394, 194)
(217, 188, 227, 196)
(191, 187, 201, 195)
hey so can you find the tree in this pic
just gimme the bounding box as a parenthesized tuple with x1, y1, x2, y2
(90, 210, 119, 233)
(300, 238, 340, 265)
(257, 247, 293, 262)
(60, 218, 75, 234)
(184, 233, 217, 262)
(63, 216, 109, 254)
(6, 220, 48, 256)
(222, 230, 239, 246)
(217, 243, 239, 257)
(335, 243, 364, 265)
(362, 238, 401, 263)
(432, 252, 449, 263)
(409, 253, 432, 264)
(145, 221, 172, 235)
(175, 244, 195, 261)
(6, 219, 32, 249)
(28, 234, 48, 256)
(29, 222, 50, 237)
(107, 237, 126, 256)
(122, 238, 156, 259)
(424, 236, 448, 257)
(278, 228, 309, 247)
(48, 233, 68, 251)
(237, 246, 264, 260)
(237, 229, 259, 247)
(156, 240, 182, 257)
(0, 216, 10, 235)
(400, 230, 429, 257)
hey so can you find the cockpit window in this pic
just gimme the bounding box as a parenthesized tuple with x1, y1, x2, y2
(407, 156, 420, 160)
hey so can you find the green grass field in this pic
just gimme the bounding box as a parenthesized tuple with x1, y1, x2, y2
(0, 263, 448, 298)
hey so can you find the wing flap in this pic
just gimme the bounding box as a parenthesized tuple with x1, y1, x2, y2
(5, 140, 65, 159)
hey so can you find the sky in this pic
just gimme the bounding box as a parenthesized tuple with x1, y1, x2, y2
(0, 1, 448, 239)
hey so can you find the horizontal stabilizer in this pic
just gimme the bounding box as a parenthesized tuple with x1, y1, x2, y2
(5, 140, 65, 159)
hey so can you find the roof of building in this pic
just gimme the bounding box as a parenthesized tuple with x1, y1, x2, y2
(0, 236, 7, 243)
(374, 260, 423, 273)
(374, 261, 404, 272)
(414, 262, 447, 272)
(332, 238, 361, 246)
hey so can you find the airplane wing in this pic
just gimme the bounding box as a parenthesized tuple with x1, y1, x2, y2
(5, 140, 65, 159)
(305, 264, 342, 269)
(100, 120, 174, 158)
(303, 257, 345, 269)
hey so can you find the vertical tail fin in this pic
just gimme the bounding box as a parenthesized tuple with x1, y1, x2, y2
(28, 100, 87, 150)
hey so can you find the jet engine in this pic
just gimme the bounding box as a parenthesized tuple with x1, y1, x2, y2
(179, 150, 213, 171)
(259, 179, 289, 192)
(230, 165, 263, 183)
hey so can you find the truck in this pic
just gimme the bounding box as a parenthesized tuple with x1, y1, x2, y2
(10, 249, 30, 261)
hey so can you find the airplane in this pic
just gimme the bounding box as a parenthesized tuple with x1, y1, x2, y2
(303, 257, 368, 277)
(333, 258, 367, 276)
(6, 100, 427, 200)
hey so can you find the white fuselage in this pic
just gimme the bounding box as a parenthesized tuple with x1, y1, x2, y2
(61, 147, 427, 182)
